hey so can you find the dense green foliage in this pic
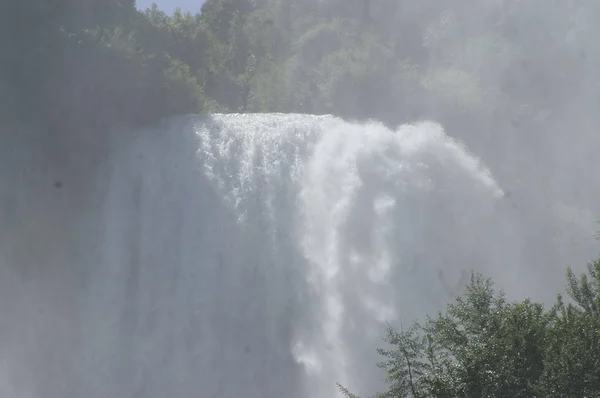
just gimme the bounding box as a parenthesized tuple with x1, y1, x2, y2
(339, 257, 600, 397)
(2, 0, 204, 133)
(4, 1, 599, 127)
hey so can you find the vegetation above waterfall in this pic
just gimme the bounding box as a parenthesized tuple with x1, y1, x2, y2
(13, 0, 600, 133)
(339, 255, 600, 398)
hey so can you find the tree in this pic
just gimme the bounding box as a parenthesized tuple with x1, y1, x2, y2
(340, 258, 600, 398)
(539, 260, 600, 396)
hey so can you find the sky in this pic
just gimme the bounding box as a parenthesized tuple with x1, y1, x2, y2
(136, 0, 204, 14)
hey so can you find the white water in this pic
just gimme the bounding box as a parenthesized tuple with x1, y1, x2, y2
(91, 113, 509, 398)
(1, 113, 595, 397)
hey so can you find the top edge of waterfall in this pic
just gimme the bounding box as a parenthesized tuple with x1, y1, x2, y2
(164, 112, 446, 130)
(130, 111, 505, 198)
(171, 112, 345, 123)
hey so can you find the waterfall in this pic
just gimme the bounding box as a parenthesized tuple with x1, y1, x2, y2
(1, 113, 594, 398)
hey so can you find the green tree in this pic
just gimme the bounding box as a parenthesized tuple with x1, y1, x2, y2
(539, 261, 600, 396)
(340, 259, 600, 398)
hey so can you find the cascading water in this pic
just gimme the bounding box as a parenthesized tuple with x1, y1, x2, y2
(89, 113, 512, 398)
(2, 113, 593, 398)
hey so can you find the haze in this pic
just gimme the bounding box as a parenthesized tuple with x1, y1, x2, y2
(136, 0, 203, 13)
(1, 1, 599, 397)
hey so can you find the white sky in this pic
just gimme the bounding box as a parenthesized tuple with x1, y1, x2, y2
(136, 0, 204, 14)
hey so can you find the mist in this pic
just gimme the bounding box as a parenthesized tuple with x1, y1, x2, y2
(1, 1, 599, 397)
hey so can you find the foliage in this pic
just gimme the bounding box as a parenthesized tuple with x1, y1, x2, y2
(339, 260, 600, 398)
(0, 0, 205, 138)
(7, 0, 600, 138)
